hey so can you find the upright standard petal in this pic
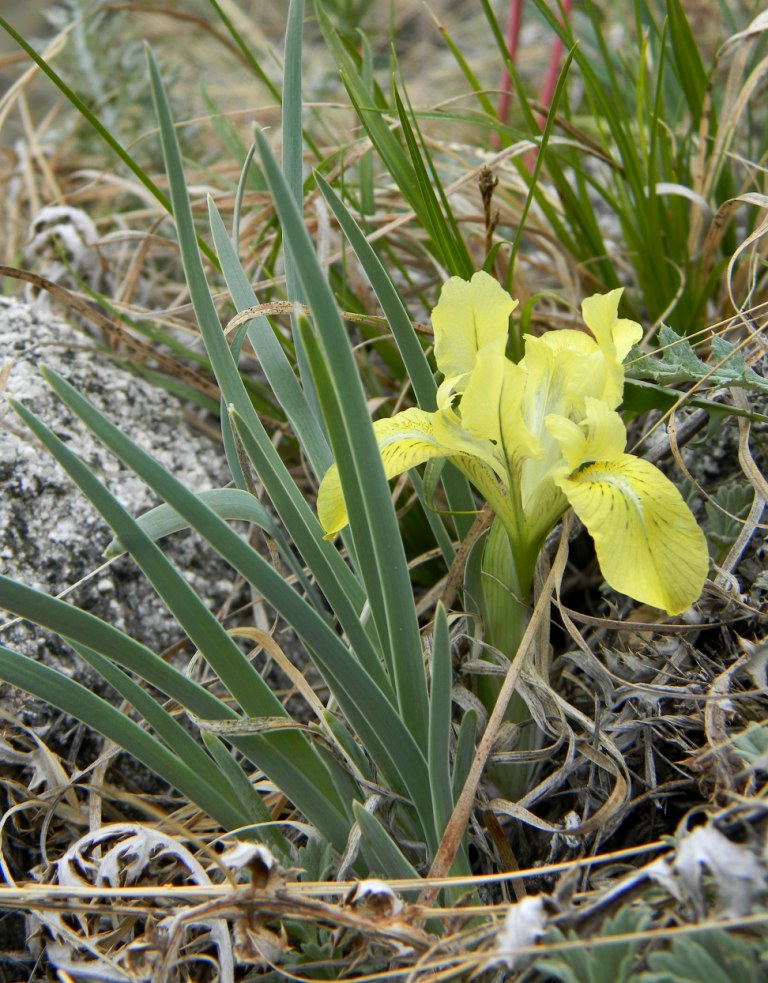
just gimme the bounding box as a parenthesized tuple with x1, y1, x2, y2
(432, 271, 517, 394)
(581, 288, 643, 363)
(533, 328, 626, 412)
(556, 455, 708, 615)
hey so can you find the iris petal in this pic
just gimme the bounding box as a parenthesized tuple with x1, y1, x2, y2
(556, 455, 708, 614)
(581, 288, 643, 362)
(546, 398, 627, 471)
(317, 407, 498, 538)
(432, 271, 517, 394)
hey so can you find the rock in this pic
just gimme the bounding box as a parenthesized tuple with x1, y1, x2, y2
(0, 298, 236, 701)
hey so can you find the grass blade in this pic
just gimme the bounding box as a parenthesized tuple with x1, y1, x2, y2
(392, 84, 474, 277)
(9, 390, 350, 846)
(11, 395, 285, 720)
(71, 642, 257, 824)
(103, 488, 278, 557)
(666, 0, 709, 124)
(208, 197, 331, 478)
(428, 603, 454, 843)
(0, 17, 217, 267)
(315, 2, 425, 218)
(146, 48, 373, 649)
(232, 407, 436, 843)
(0, 644, 247, 830)
(313, 172, 436, 409)
(258, 130, 430, 750)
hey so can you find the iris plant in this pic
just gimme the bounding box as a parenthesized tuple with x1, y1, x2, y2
(319, 272, 708, 642)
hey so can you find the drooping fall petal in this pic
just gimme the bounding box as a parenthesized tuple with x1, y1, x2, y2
(432, 271, 517, 396)
(555, 455, 708, 615)
(318, 408, 445, 538)
(317, 407, 497, 538)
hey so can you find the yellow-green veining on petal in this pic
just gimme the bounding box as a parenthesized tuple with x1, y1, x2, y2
(556, 455, 708, 614)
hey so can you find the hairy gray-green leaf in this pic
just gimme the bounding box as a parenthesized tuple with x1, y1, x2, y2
(535, 905, 652, 983)
(638, 929, 766, 983)
(626, 325, 768, 391)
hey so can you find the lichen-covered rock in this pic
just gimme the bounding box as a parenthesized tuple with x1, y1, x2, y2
(0, 298, 236, 698)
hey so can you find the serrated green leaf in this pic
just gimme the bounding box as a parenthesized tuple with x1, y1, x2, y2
(732, 721, 768, 770)
(296, 836, 334, 882)
(536, 906, 651, 983)
(705, 481, 754, 562)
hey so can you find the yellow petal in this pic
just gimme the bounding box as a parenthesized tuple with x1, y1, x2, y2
(581, 288, 643, 362)
(432, 271, 517, 393)
(317, 407, 492, 538)
(546, 398, 627, 472)
(374, 407, 448, 473)
(459, 344, 505, 443)
(527, 328, 626, 412)
(556, 455, 708, 615)
(316, 462, 348, 539)
(432, 404, 506, 480)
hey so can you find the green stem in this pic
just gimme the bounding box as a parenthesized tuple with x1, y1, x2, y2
(480, 517, 534, 658)
(476, 516, 540, 799)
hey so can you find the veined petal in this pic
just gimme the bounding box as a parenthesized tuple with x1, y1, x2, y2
(460, 344, 506, 441)
(317, 407, 488, 538)
(546, 398, 627, 472)
(581, 288, 642, 362)
(432, 405, 506, 480)
(374, 407, 451, 474)
(432, 271, 517, 393)
(556, 455, 708, 615)
(528, 330, 626, 412)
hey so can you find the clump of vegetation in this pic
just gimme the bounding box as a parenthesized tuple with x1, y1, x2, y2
(0, 0, 767, 978)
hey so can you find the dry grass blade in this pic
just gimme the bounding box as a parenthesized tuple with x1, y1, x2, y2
(2, 2, 768, 978)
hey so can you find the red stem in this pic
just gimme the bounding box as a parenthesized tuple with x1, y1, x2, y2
(535, 0, 573, 130)
(494, 0, 524, 146)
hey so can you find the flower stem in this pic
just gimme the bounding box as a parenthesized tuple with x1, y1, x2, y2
(476, 517, 539, 799)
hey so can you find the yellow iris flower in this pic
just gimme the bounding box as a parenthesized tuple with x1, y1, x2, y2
(318, 272, 708, 615)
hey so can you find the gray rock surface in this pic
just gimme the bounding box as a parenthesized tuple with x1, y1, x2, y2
(0, 298, 236, 697)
